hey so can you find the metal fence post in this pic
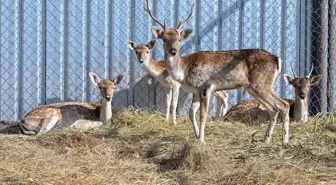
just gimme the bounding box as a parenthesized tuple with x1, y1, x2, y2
(195, 0, 201, 52)
(310, 0, 328, 115)
(237, 0, 244, 102)
(152, 0, 158, 109)
(15, 0, 24, 119)
(61, 0, 69, 101)
(106, 0, 114, 80)
(128, 0, 136, 107)
(260, 0, 265, 49)
(280, 0, 287, 98)
(328, 0, 335, 111)
(0, 1, 2, 118)
(84, 0, 92, 102)
(39, 0, 47, 106)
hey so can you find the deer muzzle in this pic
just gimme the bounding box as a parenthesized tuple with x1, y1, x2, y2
(300, 93, 306, 99)
(170, 48, 178, 56)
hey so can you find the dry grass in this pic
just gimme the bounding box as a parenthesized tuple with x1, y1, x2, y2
(0, 107, 336, 185)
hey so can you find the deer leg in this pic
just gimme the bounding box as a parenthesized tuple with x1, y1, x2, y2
(37, 115, 60, 135)
(213, 91, 228, 117)
(70, 120, 103, 130)
(189, 93, 200, 138)
(164, 87, 172, 122)
(256, 92, 289, 145)
(271, 92, 290, 145)
(213, 92, 222, 118)
(247, 88, 279, 144)
(199, 88, 212, 143)
(264, 109, 279, 144)
(221, 91, 228, 116)
(171, 83, 180, 125)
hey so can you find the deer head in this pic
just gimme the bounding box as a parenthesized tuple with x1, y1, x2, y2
(89, 72, 124, 102)
(145, 0, 194, 56)
(128, 40, 156, 64)
(284, 65, 322, 100)
(284, 65, 321, 123)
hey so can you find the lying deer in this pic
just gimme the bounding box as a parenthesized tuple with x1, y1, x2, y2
(145, 0, 290, 145)
(19, 72, 123, 135)
(225, 66, 322, 124)
(128, 40, 228, 124)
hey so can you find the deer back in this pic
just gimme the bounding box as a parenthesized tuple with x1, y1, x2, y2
(178, 49, 281, 91)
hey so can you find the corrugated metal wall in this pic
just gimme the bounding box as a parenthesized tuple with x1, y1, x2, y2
(0, 0, 333, 120)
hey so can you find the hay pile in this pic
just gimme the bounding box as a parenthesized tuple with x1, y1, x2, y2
(0, 107, 335, 184)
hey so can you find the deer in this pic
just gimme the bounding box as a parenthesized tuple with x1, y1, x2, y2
(128, 40, 228, 125)
(225, 66, 322, 124)
(19, 72, 123, 135)
(144, 0, 290, 145)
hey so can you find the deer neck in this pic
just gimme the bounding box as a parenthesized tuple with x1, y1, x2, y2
(144, 57, 162, 77)
(294, 96, 309, 123)
(164, 52, 185, 82)
(99, 98, 112, 125)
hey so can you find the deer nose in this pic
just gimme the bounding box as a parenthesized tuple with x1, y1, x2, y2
(300, 93, 306, 99)
(170, 49, 177, 56)
(139, 59, 144, 63)
(105, 96, 111, 101)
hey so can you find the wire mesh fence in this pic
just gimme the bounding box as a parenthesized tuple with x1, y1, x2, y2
(0, 0, 335, 121)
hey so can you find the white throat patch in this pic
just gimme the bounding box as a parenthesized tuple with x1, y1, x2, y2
(165, 56, 184, 81)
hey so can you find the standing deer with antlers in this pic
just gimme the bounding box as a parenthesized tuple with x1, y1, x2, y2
(144, 0, 290, 145)
(128, 40, 228, 125)
(225, 65, 322, 124)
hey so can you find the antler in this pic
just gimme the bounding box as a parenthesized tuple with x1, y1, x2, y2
(176, 3, 194, 30)
(144, 0, 166, 29)
(307, 64, 314, 78)
(290, 63, 297, 77)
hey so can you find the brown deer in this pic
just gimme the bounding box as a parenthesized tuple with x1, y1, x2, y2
(144, 0, 290, 145)
(128, 40, 228, 125)
(225, 66, 322, 124)
(19, 72, 123, 135)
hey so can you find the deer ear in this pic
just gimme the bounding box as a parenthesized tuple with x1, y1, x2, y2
(113, 74, 124, 85)
(148, 40, 156, 49)
(128, 41, 136, 50)
(310, 75, 322, 86)
(152, 26, 163, 39)
(89, 72, 101, 85)
(180, 29, 193, 40)
(283, 74, 293, 84)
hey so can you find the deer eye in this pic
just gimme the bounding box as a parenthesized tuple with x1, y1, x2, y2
(99, 86, 102, 89)
(163, 38, 167, 43)
(146, 51, 149, 53)
(135, 51, 138, 54)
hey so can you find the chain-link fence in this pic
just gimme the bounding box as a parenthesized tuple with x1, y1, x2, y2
(0, 0, 335, 121)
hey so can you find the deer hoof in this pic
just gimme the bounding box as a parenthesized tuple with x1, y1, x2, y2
(199, 138, 206, 144)
(194, 131, 200, 139)
(202, 89, 207, 98)
(264, 137, 271, 145)
(282, 142, 291, 148)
